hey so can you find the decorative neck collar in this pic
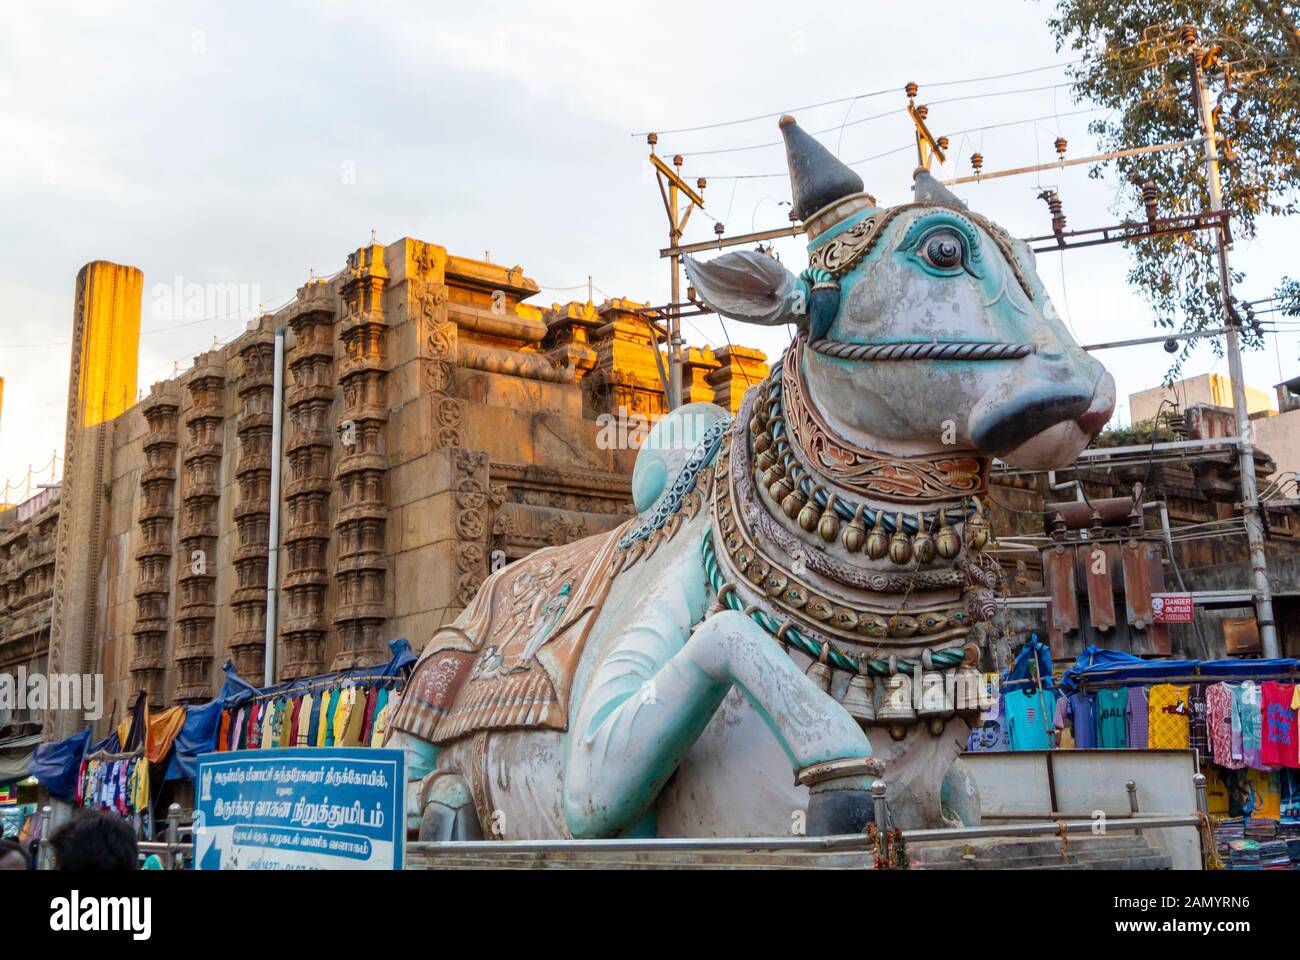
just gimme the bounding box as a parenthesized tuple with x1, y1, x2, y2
(777, 344, 990, 508)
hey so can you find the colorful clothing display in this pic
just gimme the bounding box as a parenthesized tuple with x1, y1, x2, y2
(1005, 688, 1057, 750)
(1147, 684, 1191, 749)
(1207, 683, 1242, 769)
(1126, 685, 1149, 749)
(1095, 687, 1129, 749)
(1261, 682, 1299, 769)
(1233, 682, 1264, 769)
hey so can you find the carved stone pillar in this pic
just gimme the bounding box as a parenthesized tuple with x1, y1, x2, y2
(229, 325, 275, 681)
(333, 245, 391, 669)
(131, 382, 179, 706)
(46, 261, 142, 741)
(174, 352, 225, 704)
(281, 285, 336, 679)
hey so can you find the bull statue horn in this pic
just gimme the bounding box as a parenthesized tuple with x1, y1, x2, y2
(912, 167, 968, 209)
(779, 115, 865, 221)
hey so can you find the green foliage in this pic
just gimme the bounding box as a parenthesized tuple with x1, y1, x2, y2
(1044, 1, 1300, 378)
(1092, 417, 1178, 448)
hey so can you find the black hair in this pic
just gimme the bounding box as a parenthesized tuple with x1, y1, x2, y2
(48, 810, 138, 871)
(0, 838, 29, 869)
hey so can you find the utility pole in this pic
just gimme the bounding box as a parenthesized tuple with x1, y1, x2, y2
(646, 134, 706, 410)
(1187, 25, 1279, 657)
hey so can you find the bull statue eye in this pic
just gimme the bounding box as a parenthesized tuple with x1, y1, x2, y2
(920, 230, 965, 271)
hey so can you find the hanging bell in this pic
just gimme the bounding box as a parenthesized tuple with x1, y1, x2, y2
(752, 431, 772, 455)
(888, 513, 913, 565)
(797, 486, 822, 532)
(840, 661, 877, 724)
(755, 448, 776, 475)
(913, 512, 936, 563)
(768, 474, 793, 503)
(805, 642, 832, 692)
(877, 657, 917, 740)
(865, 511, 888, 560)
(916, 652, 955, 735)
(841, 504, 868, 553)
(781, 485, 807, 520)
(817, 494, 841, 543)
(935, 512, 961, 560)
(953, 642, 985, 719)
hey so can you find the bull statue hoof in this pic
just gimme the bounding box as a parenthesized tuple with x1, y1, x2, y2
(801, 758, 886, 835)
(385, 112, 1113, 841)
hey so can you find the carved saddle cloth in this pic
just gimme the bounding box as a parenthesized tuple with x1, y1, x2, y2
(390, 523, 628, 746)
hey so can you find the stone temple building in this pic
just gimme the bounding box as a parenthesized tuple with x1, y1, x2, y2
(0, 241, 768, 745)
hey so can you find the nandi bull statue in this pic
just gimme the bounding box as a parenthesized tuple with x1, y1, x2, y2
(386, 115, 1114, 839)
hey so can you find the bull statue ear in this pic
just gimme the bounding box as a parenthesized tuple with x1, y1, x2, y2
(683, 251, 806, 330)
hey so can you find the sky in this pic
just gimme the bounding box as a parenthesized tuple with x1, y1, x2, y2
(1, 0, 1297, 501)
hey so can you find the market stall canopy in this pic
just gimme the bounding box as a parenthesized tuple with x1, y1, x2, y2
(1059, 643, 1300, 693)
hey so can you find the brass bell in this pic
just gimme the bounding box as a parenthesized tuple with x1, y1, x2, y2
(805, 642, 832, 692)
(935, 512, 961, 560)
(841, 504, 867, 553)
(752, 431, 772, 455)
(768, 475, 793, 502)
(913, 512, 936, 563)
(817, 494, 841, 543)
(865, 511, 888, 560)
(755, 448, 776, 474)
(781, 485, 807, 520)
(840, 660, 876, 723)
(888, 513, 912, 565)
(953, 643, 986, 719)
(877, 657, 917, 739)
(917, 651, 956, 736)
(762, 461, 785, 491)
(797, 486, 822, 532)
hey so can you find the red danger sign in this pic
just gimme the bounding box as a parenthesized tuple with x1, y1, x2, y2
(1152, 594, 1195, 623)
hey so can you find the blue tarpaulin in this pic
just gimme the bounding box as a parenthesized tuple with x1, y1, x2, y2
(1002, 634, 1056, 690)
(165, 699, 223, 782)
(1059, 643, 1300, 693)
(28, 728, 91, 801)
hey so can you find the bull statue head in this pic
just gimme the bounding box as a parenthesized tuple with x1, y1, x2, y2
(685, 115, 1114, 469)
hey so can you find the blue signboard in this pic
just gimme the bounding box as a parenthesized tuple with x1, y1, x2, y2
(195, 748, 405, 870)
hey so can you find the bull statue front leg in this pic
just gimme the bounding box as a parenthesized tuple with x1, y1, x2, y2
(563, 541, 878, 839)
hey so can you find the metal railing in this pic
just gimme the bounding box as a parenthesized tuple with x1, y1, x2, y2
(407, 777, 1211, 866)
(34, 802, 193, 870)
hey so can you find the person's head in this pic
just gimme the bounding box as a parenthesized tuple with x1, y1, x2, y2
(49, 810, 137, 870)
(0, 838, 28, 870)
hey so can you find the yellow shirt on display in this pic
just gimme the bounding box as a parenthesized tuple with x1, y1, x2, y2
(1147, 684, 1191, 749)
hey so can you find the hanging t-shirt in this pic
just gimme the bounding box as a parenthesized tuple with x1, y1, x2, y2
(1260, 682, 1299, 769)
(1070, 692, 1097, 748)
(1188, 684, 1210, 760)
(297, 693, 315, 747)
(1232, 682, 1264, 769)
(1005, 687, 1057, 750)
(1095, 687, 1129, 748)
(1053, 695, 1075, 749)
(1127, 685, 1150, 749)
(1148, 684, 1191, 749)
(1246, 768, 1282, 821)
(1206, 683, 1242, 769)
(1203, 765, 1231, 817)
(1282, 769, 1300, 823)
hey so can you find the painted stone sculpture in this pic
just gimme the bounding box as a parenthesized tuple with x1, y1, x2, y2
(386, 115, 1114, 838)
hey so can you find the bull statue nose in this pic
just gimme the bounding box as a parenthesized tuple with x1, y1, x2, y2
(1076, 371, 1116, 435)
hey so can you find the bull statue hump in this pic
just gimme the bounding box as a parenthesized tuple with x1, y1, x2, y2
(386, 115, 1115, 840)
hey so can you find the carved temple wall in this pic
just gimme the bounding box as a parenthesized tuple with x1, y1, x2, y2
(26, 238, 768, 742)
